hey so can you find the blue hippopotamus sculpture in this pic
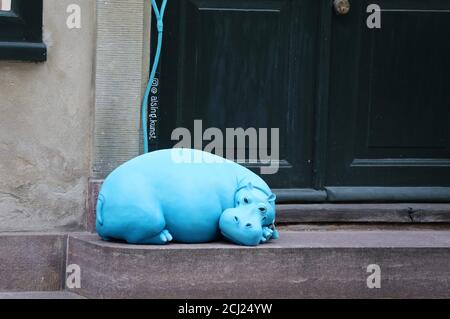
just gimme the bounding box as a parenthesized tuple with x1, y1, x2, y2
(96, 148, 278, 246)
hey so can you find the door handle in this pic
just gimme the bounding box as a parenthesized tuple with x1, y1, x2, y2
(333, 0, 350, 15)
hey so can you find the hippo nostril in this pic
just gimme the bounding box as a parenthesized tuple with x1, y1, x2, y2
(234, 216, 239, 223)
(245, 223, 252, 228)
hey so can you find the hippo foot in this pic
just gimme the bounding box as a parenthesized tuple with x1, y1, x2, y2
(260, 227, 274, 244)
(141, 229, 173, 245)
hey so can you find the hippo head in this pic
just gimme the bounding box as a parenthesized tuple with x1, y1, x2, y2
(219, 182, 279, 246)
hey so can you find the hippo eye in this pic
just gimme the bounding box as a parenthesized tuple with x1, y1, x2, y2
(259, 207, 267, 213)
(243, 197, 250, 204)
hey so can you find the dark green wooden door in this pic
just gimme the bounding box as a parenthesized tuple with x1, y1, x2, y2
(325, 0, 450, 200)
(153, 0, 450, 201)
(156, 0, 320, 191)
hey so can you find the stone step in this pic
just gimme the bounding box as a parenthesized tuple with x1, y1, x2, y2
(0, 233, 67, 292)
(277, 203, 450, 223)
(67, 231, 450, 299)
(0, 291, 85, 299)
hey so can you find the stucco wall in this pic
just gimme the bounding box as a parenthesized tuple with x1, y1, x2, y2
(0, 0, 95, 231)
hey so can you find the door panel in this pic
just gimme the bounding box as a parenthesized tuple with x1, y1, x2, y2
(326, 0, 450, 186)
(157, 0, 320, 188)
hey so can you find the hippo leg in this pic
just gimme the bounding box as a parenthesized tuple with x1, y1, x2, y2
(121, 203, 171, 245)
(139, 229, 173, 245)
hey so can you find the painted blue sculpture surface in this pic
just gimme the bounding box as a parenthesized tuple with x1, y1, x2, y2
(96, 148, 278, 246)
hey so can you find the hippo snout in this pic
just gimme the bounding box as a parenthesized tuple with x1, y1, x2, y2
(231, 215, 254, 228)
(219, 207, 263, 246)
(232, 216, 256, 230)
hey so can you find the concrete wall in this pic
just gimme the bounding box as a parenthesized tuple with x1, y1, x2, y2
(0, 0, 95, 231)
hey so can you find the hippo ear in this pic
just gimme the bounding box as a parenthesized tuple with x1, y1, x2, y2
(267, 193, 276, 203)
(246, 182, 254, 190)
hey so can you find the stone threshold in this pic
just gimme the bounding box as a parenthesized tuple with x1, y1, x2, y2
(277, 203, 450, 224)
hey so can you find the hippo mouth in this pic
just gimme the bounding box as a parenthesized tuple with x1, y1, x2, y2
(220, 230, 248, 246)
(220, 230, 257, 247)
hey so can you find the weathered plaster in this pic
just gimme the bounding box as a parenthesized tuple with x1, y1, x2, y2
(0, 0, 95, 231)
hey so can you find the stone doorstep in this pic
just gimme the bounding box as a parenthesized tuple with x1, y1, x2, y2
(67, 231, 450, 299)
(1, 230, 449, 298)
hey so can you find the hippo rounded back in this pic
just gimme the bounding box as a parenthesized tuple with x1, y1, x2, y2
(96, 148, 278, 246)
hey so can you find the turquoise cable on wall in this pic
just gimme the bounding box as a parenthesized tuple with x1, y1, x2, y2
(142, 0, 168, 153)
